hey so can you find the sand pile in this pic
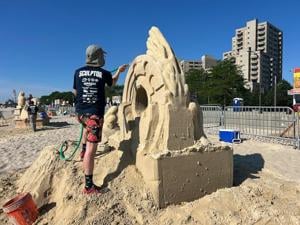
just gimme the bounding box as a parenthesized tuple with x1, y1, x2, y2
(0, 116, 78, 173)
(0, 140, 299, 225)
(15, 145, 158, 225)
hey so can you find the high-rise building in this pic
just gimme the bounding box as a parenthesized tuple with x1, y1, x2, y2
(180, 55, 218, 73)
(223, 19, 283, 92)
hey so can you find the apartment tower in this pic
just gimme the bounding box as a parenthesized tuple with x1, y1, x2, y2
(223, 19, 282, 92)
(180, 55, 218, 73)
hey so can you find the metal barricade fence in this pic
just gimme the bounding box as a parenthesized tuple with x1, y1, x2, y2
(44, 106, 75, 115)
(0, 108, 14, 119)
(224, 106, 296, 147)
(200, 105, 223, 133)
(58, 106, 76, 115)
(0, 108, 15, 126)
(200, 105, 298, 148)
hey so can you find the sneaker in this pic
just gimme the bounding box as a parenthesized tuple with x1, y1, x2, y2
(80, 150, 86, 160)
(83, 185, 102, 195)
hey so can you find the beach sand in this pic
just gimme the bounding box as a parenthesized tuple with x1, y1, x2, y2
(0, 116, 299, 225)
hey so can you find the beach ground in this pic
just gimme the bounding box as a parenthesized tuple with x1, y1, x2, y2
(0, 116, 299, 225)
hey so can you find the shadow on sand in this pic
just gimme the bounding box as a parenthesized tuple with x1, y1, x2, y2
(47, 121, 70, 128)
(101, 118, 140, 188)
(39, 202, 57, 216)
(38, 121, 71, 131)
(101, 140, 136, 188)
(233, 153, 265, 186)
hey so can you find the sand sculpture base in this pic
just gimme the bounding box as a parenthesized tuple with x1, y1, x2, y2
(14, 118, 48, 129)
(136, 146, 233, 208)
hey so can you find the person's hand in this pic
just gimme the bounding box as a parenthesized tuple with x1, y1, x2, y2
(117, 64, 128, 73)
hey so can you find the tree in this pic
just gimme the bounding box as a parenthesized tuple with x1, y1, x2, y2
(40, 91, 75, 105)
(185, 69, 208, 104)
(205, 60, 250, 105)
(263, 79, 292, 107)
(105, 85, 124, 99)
(185, 60, 251, 106)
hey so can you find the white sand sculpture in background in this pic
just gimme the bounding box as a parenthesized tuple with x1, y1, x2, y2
(14, 92, 44, 128)
(103, 26, 233, 207)
(17, 91, 26, 109)
(15, 91, 28, 120)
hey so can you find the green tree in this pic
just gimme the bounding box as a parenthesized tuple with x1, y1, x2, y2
(105, 85, 124, 99)
(40, 91, 75, 105)
(263, 79, 292, 107)
(185, 69, 209, 104)
(185, 60, 251, 106)
(205, 60, 250, 105)
(40, 86, 125, 106)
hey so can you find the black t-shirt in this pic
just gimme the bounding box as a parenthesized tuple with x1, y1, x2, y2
(73, 66, 112, 116)
(27, 105, 38, 115)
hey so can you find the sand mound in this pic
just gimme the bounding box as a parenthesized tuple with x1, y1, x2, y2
(16, 145, 158, 225)
(1, 144, 299, 225)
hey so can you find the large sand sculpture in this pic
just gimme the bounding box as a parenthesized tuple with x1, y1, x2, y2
(103, 26, 233, 207)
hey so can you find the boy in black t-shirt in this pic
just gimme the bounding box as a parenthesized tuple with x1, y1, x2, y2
(73, 44, 127, 194)
(27, 100, 39, 132)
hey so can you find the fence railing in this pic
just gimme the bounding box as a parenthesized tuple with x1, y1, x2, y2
(201, 105, 223, 128)
(0, 108, 15, 126)
(45, 106, 75, 115)
(201, 105, 298, 148)
(0, 108, 15, 119)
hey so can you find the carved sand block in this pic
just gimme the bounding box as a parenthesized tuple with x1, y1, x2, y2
(104, 27, 233, 207)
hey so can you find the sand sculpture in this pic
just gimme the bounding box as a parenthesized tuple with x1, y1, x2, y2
(17, 91, 26, 109)
(14, 91, 28, 120)
(14, 92, 47, 128)
(103, 26, 233, 207)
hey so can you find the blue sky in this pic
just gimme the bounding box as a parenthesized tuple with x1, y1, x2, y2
(0, 0, 299, 102)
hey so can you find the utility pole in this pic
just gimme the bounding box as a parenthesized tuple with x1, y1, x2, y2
(248, 48, 261, 111)
(271, 58, 276, 107)
(258, 51, 262, 113)
(259, 80, 262, 111)
(248, 47, 251, 82)
(274, 73, 277, 107)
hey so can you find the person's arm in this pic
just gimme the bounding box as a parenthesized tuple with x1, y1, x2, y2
(112, 64, 128, 85)
(73, 70, 77, 98)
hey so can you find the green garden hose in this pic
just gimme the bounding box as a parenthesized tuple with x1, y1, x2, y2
(59, 124, 83, 161)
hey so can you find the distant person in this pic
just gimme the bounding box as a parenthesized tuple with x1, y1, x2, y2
(73, 44, 128, 195)
(27, 94, 33, 102)
(27, 100, 39, 132)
